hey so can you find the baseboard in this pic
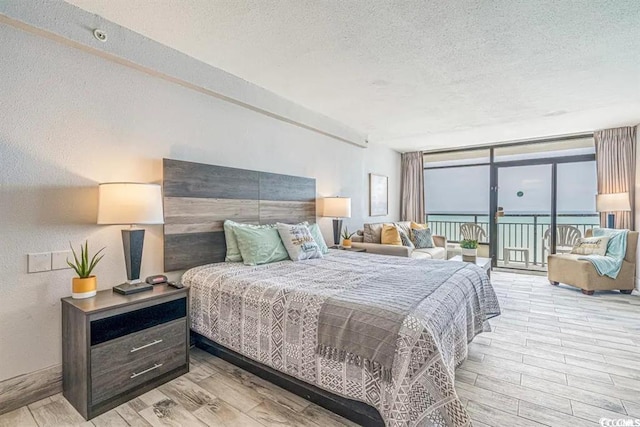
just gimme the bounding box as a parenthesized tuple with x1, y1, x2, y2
(0, 365, 62, 415)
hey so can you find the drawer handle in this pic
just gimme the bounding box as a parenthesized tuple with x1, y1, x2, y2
(130, 339, 163, 353)
(130, 363, 163, 379)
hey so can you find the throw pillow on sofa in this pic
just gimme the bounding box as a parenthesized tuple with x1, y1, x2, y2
(381, 224, 402, 245)
(571, 236, 610, 256)
(398, 229, 415, 249)
(412, 228, 435, 249)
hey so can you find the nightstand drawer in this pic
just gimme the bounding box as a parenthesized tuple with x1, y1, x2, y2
(90, 297, 186, 345)
(91, 318, 186, 376)
(91, 343, 186, 405)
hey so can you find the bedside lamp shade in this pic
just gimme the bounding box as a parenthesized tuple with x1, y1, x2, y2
(97, 183, 164, 286)
(321, 197, 351, 245)
(98, 183, 164, 225)
(322, 197, 351, 218)
(596, 192, 630, 229)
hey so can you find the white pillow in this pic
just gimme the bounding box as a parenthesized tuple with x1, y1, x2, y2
(571, 236, 609, 256)
(276, 223, 323, 261)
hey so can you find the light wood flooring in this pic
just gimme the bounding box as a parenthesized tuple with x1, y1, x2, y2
(1, 271, 639, 427)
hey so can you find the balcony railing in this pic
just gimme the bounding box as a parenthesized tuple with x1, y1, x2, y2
(426, 213, 600, 267)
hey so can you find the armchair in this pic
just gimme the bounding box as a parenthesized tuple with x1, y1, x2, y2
(547, 229, 638, 295)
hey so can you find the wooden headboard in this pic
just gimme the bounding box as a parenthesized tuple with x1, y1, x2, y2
(162, 159, 316, 271)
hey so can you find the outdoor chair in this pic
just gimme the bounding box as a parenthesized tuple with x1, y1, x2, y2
(460, 223, 489, 258)
(542, 225, 582, 266)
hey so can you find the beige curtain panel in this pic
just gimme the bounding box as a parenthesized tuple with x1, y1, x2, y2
(400, 151, 425, 223)
(595, 126, 637, 229)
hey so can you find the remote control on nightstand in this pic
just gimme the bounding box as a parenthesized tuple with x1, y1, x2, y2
(167, 281, 184, 289)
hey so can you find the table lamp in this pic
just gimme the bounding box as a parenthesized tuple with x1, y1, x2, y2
(97, 183, 164, 291)
(321, 197, 351, 245)
(596, 192, 630, 229)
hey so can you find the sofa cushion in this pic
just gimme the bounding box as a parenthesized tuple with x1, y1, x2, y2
(410, 251, 431, 260)
(381, 224, 402, 245)
(411, 221, 427, 230)
(412, 228, 435, 248)
(363, 221, 412, 243)
(364, 223, 385, 243)
(399, 229, 415, 249)
(394, 221, 412, 237)
(413, 247, 446, 260)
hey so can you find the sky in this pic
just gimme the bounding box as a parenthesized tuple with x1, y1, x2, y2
(425, 160, 597, 215)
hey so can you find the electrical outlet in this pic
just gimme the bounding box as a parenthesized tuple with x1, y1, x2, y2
(28, 252, 52, 273)
(51, 250, 73, 270)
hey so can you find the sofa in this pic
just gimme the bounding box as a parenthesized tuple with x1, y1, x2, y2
(351, 221, 447, 260)
(547, 229, 638, 295)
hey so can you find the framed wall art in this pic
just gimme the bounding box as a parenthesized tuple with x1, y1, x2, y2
(369, 173, 388, 216)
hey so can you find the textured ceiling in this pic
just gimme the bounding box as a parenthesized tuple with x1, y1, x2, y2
(65, 0, 640, 152)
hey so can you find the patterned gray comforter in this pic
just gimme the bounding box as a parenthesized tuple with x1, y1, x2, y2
(184, 250, 500, 426)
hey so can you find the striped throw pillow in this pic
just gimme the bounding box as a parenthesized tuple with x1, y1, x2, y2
(399, 229, 415, 249)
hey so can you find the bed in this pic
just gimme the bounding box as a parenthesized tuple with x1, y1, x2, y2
(162, 159, 500, 426)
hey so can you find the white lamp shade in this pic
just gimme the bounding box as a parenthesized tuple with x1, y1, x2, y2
(97, 183, 164, 225)
(596, 192, 631, 212)
(322, 197, 351, 218)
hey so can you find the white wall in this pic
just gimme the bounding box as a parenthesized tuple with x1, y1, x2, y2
(0, 22, 400, 381)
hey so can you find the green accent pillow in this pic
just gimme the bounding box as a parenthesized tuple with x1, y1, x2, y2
(234, 225, 289, 266)
(223, 220, 275, 262)
(223, 220, 243, 262)
(308, 223, 329, 254)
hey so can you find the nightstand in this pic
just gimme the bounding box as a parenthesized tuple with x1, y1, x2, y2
(61, 284, 189, 420)
(330, 246, 366, 252)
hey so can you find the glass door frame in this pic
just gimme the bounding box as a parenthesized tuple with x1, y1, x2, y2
(489, 153, 596, 268)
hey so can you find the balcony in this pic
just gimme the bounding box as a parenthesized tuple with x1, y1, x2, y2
(426, 213, 600, 270)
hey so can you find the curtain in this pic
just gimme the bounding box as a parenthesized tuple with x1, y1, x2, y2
(400, 151, 425, 223)
(595, 126, 637, 229)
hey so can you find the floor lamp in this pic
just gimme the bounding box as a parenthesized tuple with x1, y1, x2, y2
(321, 197, 351, 245)
(596, 192, 630, 229)
(97, 183, 164, 291)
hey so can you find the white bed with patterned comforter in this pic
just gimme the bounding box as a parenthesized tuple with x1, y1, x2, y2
(183, 250, 500, 426)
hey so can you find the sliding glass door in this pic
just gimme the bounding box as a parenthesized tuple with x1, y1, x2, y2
(490, 159, 598, 271)
(495, 164, 552, 270)
(424, 136, 597, 271)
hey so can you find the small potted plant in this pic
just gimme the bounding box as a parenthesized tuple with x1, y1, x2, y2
(460, 239, 478, 261)
(67, 241, 105, 299)
(341, 227, 356, 248)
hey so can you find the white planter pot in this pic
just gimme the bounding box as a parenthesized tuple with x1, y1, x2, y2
(461, 248, 477, 261)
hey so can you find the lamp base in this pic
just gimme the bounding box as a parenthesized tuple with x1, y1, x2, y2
(607, 213, 616, 229)
(122, 228, 145, 283)
(332, 219, 343, 246)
